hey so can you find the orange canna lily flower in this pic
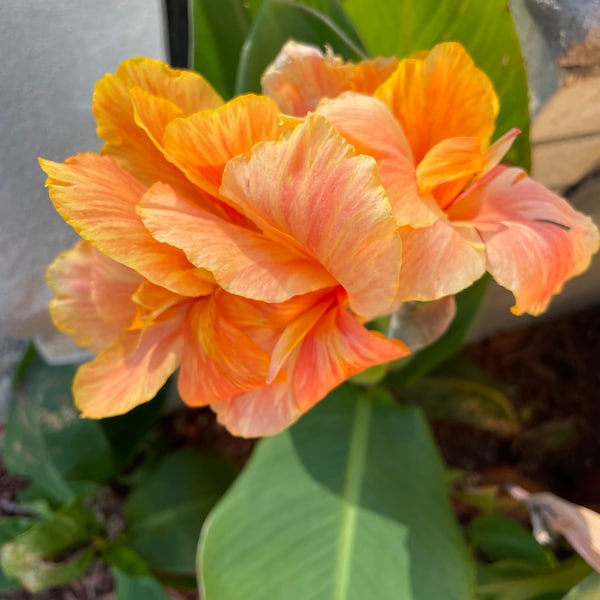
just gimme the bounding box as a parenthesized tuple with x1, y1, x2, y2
(42, 57, 408, 436)
(264, 41, 599, 315)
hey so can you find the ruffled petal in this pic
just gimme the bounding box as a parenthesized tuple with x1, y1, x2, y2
(262, 40, 397, 117)
(212, 302, 408, 437)
(162, 95, 287, 197)
(94, 57, 222, 189)
(221, 114, 402, 319)
(375, 42, 498, 163)
(293, 302, 409, 412)
(39, 154, 215, 297)
(316, 93, 440, 227)
(397, 219, 486, 301)
(138, 183, 336, 303)
(453, 167, 600, 315)
(262, 41, 353, 116)
(74, 313, 184, 418)
(177, 293, 273, 406)
(47, 241, 139, 353)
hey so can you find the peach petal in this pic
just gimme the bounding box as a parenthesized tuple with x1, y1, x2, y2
(163, 95, 286, 197)
(483, 128, 520, 175)
(316, 94, 441, 228)
(293, 303, 409, 412)
(74, 313, 184, 418)
(376, 42, 498, 163)
(213, 303, 408, 437)
(47, 241, 137, 353)
(397, 219, 486, 301)
(457, 167, 600, 315)
(138, 183, 337, 302)
(177, 294, 273, 406)
(39, 154, 215, 297)
(221, 114, 402, 319)
(261, 40, 353, 116)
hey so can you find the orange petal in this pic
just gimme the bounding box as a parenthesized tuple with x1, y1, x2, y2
(177, 293, 272, 406)
(162, 95, 286, 197)
(482, 128, 520, 175)
(47, 241, 139, 353)
(221, 114, 402, 319)
(397, 220, 486, 301)
(139, 183, 336, 303)
(94, 57, 222, 190)
(416, 137, 483, 193)
(74, 313, 184, 418)
(39, 154, 215, 297)
(376, 42, 499, 163)
(316, 93, 441, 228)
(293, 302, 409, 412)
(454, 167, 600, 315)
(212, 302, 409, 437)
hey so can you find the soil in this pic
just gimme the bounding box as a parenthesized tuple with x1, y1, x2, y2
(1, 302, 599, 598)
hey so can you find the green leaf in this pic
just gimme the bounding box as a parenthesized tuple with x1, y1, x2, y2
(125, 450, 236, 574)
(112, 568, 170, 600)
(0, 503, 100, 593)
(400, 375, 519, 436)
(388, 275, 490, 387)
(236, 0, 367, 94)
(341, 0, 531, 169)
(199, 385, 473, 599)
(4, 349, 116, 503)
(469, 514, 555, 568)
(102, 541, 152, 577)
(189, 0, 252, 98)
(476, 556, 592, 600)
(0, 517, 35, 592)
(563, 573, 600, 599)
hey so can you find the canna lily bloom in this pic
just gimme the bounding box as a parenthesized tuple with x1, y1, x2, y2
(263, 41, 599, 315)
(41, 57, 407, 437)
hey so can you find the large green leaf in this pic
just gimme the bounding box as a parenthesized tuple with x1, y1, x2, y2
(0, 503, 99, 593)
(189, 0, 252, 98)
(236, 0, 367, 94)
(340, 0, 531, 168)
(125, 450, 237, 574)
(199, 385, 472, 599)
(3, 349, 116, 502)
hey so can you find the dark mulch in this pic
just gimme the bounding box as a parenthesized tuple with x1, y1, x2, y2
(2, 302, 599, 598)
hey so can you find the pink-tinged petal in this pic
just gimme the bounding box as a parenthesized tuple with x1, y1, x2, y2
(213, 302, 408, 437)
(90, 248, 143, 328)
(293, 303, 409, 412)
(93, 58, 222, 190)
(39, 154, 215, 297)
(138, 183, 336, 303)
(375, 42, 498, 163)
(74, 314, 184, 418)
(47, 241, 138, 353)
(397, 220, 486, 301)
(163, 95, 287, 197)
(454, 167, 600, 315)
(177, 293, 273, 407)
(316, 93, 441, 228)
(416, 137, 483, 193)
(221, 114, 402, 319)
(211, 377, 301, 438)
(262, 41, 354, 116)
(387, 296, 456, 352)
(482, 128, 520, 175)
